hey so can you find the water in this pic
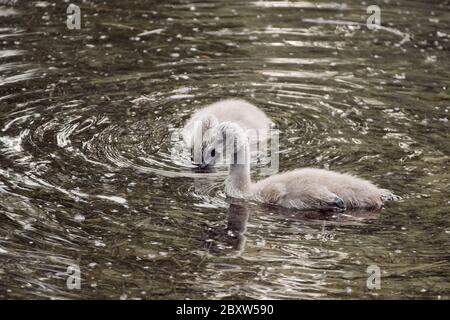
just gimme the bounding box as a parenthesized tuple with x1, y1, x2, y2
(0, 0, 449, 299)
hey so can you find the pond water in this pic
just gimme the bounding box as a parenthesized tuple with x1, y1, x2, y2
(0, 0, 449, 299)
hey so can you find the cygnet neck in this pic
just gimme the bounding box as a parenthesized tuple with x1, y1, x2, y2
(226, 138, 252, 198)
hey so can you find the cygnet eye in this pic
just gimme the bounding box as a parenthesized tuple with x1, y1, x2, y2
(210, 149, 216, 157)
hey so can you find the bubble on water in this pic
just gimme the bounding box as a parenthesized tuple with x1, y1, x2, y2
(94, 240, 106, 247)
(35, 2, 51, 8)
(74, 214, 85, 222)
(393, 73, 406, 80)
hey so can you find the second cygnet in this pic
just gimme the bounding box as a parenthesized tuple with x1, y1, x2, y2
(183, 99, 271, 169)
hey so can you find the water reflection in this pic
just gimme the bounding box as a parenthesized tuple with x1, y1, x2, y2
(0, 0, 449, 299)
(202, 198, 383, 259)
(201, 203, 249, 258)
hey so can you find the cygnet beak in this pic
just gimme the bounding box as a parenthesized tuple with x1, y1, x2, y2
(199, 161, 209, 169)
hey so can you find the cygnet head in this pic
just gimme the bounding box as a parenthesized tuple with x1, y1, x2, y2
(184, 114, 219, 169)
(200, 122, 250, 169)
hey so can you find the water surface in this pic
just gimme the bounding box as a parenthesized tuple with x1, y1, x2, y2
(0, 0, 449, 299)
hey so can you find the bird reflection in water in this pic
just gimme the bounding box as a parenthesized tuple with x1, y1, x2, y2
(201, 200, 382, 257)
(200, 201, 249, 258)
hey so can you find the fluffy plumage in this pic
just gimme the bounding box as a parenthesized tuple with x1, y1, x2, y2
(183, 99, 271, 168)
(214, 122, 399, 211)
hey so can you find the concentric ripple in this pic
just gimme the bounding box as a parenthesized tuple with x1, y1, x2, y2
(0, 0, 449, 299)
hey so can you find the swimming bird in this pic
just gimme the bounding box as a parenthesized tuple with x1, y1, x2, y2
(182, 99, 271, 169)
(205, 122, 399, 211)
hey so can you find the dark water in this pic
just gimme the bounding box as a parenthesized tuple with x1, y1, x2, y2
(0, 0, 449, 299)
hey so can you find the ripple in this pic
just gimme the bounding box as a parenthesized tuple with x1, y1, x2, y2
(0, 0, 448, 300)
(252, 1, 348, 10)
